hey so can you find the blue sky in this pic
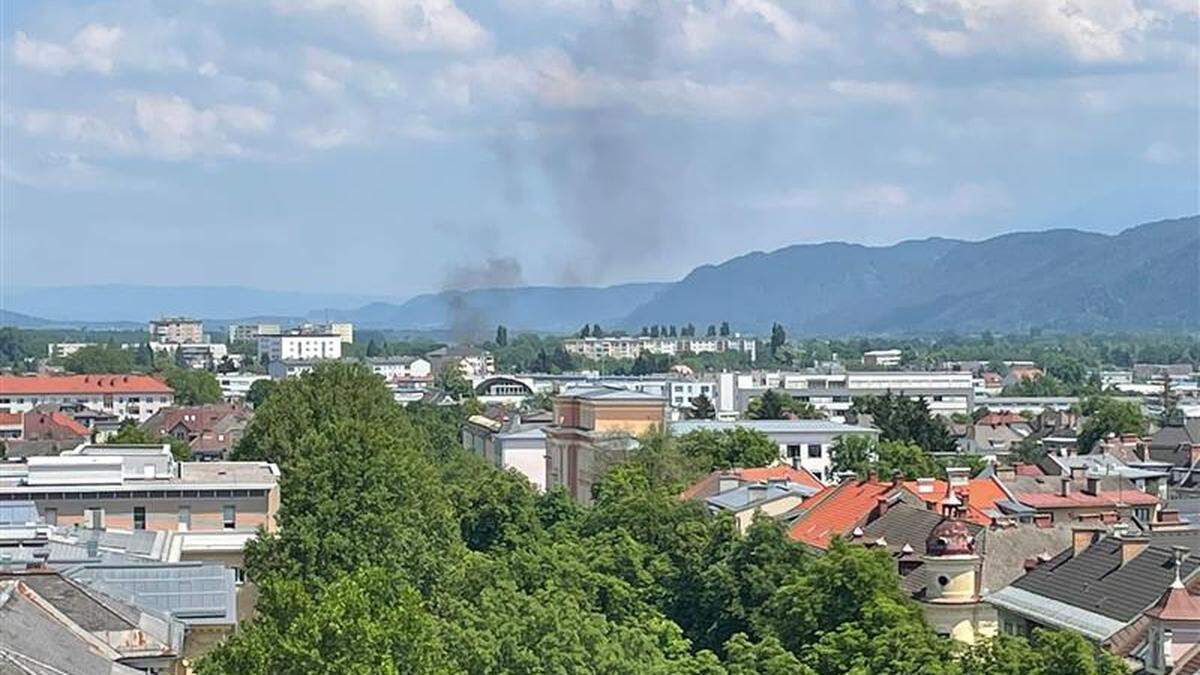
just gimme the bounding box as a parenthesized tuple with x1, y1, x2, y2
(2, 0, 1197, 298)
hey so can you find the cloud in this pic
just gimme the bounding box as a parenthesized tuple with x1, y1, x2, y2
(271, 0, 488, 52)
(759, 180, 1011, 221)
(14, 24, 123, 74)
(132, 94, 275, 159)
(1143, 141, 1182, 165)
(829, 79, 917, 104)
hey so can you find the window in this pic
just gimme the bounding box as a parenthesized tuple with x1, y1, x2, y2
(1134, 507, 1152, 522)
(222, 505, 237, 530)
(178, 506, 191, 532)
(133, 507, 146, 530)
(43, 508, 57, 526)
(786, 444, 802, 458)
(807, 444, 823, 458)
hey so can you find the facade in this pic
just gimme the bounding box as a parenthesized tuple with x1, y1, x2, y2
(151, 340, 229, 368)
(227, 323, 281, 342)
(723, 370, 974, 421)
(0, 374, 174, 423)
(862, 349, 903, 367)
(562, 335, 757, 362)
(668, 379, 719, 411)
(257, 332, 342, 362)
(299, 321, 354, 344)
(462, 414, 550, 491)
(217, 372, 272, 400)
(668, 419, 879, 483)
(149, 317, 204, 344)
(545, 387, 667, 504)
(365, 356, 432, 381)
(427, 346, 495, 380)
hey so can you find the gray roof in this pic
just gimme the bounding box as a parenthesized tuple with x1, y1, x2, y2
(706, 482, 820, 511)
(987, 585, 1127, 641)
(670, 419, 878, 435)
(67, 562, 237, 625)
(858, 503, 982, 556)
(564, 386, 664, 402)
(0, 503, 37, 527)
(1010, 538, 1200, 623)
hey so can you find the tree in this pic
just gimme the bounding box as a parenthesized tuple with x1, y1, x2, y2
(959, 630, 1129, 675)
(246, 378, 277, 408)
(435, 363, 474, 400)
(650, 325, 661, 338)
(707, 325, 717, 337)
(851, 392, 956, 454)
(494, 325, 508, 347)
(365, 339, 382, 357)
(641, 326, 649, 337)
(676, 428, 779, 471)
(746, 390, 825, 420)
(580, 324, 591, 338)
(688, 394, 716, 420)
(108, 421, 192, 461)
(1077, 396, 1146, 452)
(592, 323, 604, 338)
(830, 435, 942, 480)
(669, 325, 678, 337)
(164, 368, 222, 405)
(769, 323, 786, 359)
(63, 344, 136, 374)
(719, 322, 731, 337)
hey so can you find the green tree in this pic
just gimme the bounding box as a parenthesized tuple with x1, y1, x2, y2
(245, 378, 277, 408)
(1077, 396, 1146, 452)
(494, 325, 508, 347)
(746, 390, 825, 420)
(164, 368, 223, 405)
(769, 323, 786, 359)
(435, 363, 474, 400)
(108, 421, 192, 461)
(63, 344, 136, 374)
(706, 324, 717, 337)
(579, 324, 591, 338)
(719, 322, 731, 337)
(365, 339, 382, 357)
(830, 435, 942, 480)
(959, 630, 1129, 675)
(851, 392, 956, 454)
(676, 428, 779, 472)
(688, 394, 716, 420)
(592, 323, 604, 338)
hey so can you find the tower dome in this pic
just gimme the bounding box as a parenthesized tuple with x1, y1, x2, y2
(927, 519, 975, 556)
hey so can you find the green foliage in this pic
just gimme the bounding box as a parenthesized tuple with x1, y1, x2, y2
(830, 435, 943, 480)
(688, 394, 716, 419)
(959, 630, 1129, 675)
(108, 422, 192, 461)
(63, 344, 136, 373)
(245, 378, 277, 408)
(163, 367, 223, 405)
(434, 363, 474, 400)
(675, 428, 780, 472)
(1077, 395, 1146, 452)
(747, 389, 825, 420)
(852, 392, 956, 454)
(1002, 374, 1071, 397)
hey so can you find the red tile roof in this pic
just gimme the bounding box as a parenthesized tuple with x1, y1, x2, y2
(977, 412, 1028, 426)
(1015, 489, 1159, 509)
(788, 479, 894, 549)
(900, 477, 1009, 525)
(46, 412, 90, 437)
(680, 464, 825, 501)
(0, 374, 172, 395)
(1144, 581, 1200, 622)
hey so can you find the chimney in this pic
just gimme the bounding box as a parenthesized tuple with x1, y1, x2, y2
(1100, 511, 1119, 525)
(891, 470, 903, 488)
(1084, 475, 1099, 496)
(717, 472, 740, 494)
(1072, 524, 1102, 556)
(1120, 534, 1150, 565)
(995, 464, 1016, 480)
(1163, 629, 1175, 671)
(876, 495, 891, 517)
(1070, 466, 1086, 480)
(947, 467, 970, 488)
(916, 477, 936, 495)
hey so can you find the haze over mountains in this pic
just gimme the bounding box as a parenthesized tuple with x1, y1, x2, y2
(5, 216, 1197, 335)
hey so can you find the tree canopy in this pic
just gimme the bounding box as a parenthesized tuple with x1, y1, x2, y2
(164, 367, 224, 405)
(746, 389, 825, 420)
(851, 392, 957, 454)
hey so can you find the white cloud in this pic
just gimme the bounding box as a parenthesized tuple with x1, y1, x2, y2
(133, 94, 274, 159)
(830, 80, 917, 104)
(272, 0, 488, 52)
(293, 125, 353, 149)
(14, 24, 123, 74)
(1143, 141, 1182, 165)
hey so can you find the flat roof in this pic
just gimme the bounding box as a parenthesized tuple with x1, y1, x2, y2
(670, 419, 879, 435)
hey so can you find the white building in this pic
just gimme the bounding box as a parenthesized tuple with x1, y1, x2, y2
(217, 373, 272, 400)
(720, 370, 974, 421)
(257, 333, 342, 362)
(862, 349, 903, 367)
(47, 343, 96, 359)
(562, 335, 757, 362)
(151, 341, 229, 369)
(227, 324, 281, 342)
(364, 356, 431, 381)
(149, 318, 204, 345)
(668, 419, 879, 483)
(300, 322, 354, 344)
(0, 374, 174, 423)
(669, 380, 719, 411)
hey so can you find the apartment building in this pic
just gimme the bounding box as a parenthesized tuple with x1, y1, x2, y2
(862, 349, 903, 367)
(365, 356, 432, 381)
(0, 374, 174, 423)
(545, 387, 667, 504)
(149, 317, 204, 344)
(722, 370, 974, 421)
(217, 372, 271, 400)
(257, 332, 342, 362)
(227, 323, 281, 342)
(562, 335, 757, 361)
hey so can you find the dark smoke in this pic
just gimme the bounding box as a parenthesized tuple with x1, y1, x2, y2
(442, 255, 524, 343)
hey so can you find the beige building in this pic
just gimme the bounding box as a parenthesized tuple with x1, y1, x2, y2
(545, 386, 666, 504)
(150, 317, 204, 344)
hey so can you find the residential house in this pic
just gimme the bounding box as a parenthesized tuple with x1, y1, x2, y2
(668, 419, 880, 483)
(463, 412, 551, 491)
(968, 412, 1032, 453)
(257, 331, 342, 362)
(1003, 471, 1161, 524)
(142, 403, 252, 459)
(682, 464, 825, 534)
(0, 374, 174, 423)
(365, 356, 432, 382)
(545, 386, 666, 504)
(427, 346, 495, 380)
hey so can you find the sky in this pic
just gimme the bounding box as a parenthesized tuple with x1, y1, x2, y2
(1, 0, 1197, 299)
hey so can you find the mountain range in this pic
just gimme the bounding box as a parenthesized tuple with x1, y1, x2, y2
(4, 216, 1196, 335)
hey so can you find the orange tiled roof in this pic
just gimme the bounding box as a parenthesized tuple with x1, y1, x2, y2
(46, 411, 90, 437)
(1015, 489, 1159, 509)
(0, 374, 172, 395)
(680, 464, 825, 501)
(787, 479, 894, 549)
(977, 412, 1027, 426)
(900, 477, 1009, 525)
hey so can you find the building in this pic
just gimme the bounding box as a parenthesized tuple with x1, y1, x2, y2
(257, 332, 342, 362)
(681, 464, 825, 534)
(562, 335, 757, 362)
(217, 372, 271, 400)
(723, 370, 974, 421)
(668, 419, 879, 483)
(0, 374, 173, 423)
(0, 443, 280, 582)
(427, 346, 495, 380)
(668, 379, 719, 412)
(149, 317, 204, 344)
(46, 342, 98, 359)
(151, 340, 229, 369)
(462, 412, 551, 491)
(2, 409, 92, 457)
(142, 403, 252, 460)
(862, 349, 903, 367)
(365, 356, 432, 381)
(227, 323, 281, 342)
(545, 387, 666, 504)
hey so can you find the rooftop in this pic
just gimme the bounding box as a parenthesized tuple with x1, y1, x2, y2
(788, 479, 894, 549)
(0, 374, 173, 395)
(669, 419, 879, 435)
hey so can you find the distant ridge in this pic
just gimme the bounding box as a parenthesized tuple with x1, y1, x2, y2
(4, 216, 1196, 335)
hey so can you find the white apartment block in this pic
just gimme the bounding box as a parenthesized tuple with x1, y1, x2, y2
(217, 372, 272, 400)
(256, 333, 342, 362)
(720, 370, 974, 421)
(562, 336, 757, 362)
(862, 349, 903, 367)
(364, 357, 432, 381)
(227, 323, 281, 342)
(0, 375, 174, 423)
(149, 318, 204, 344)
(669, 380, 718, 410)
(150, 342, 229, 368)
